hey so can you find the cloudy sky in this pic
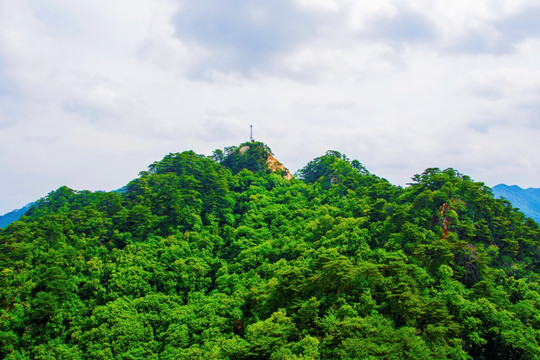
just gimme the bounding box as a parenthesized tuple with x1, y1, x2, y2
(1, 0, 540, 214)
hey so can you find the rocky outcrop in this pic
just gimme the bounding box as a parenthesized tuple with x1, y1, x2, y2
(267, 153, 294, 180)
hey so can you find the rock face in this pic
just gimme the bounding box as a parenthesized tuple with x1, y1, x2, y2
(266, 153, 294, 180)
(238, 145, 250, 155)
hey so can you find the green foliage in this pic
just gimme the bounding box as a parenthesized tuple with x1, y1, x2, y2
(1, 144, 539, 359)
(216, 141, 274, 175)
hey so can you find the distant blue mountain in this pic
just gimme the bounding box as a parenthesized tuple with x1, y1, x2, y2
(492, 184, 540, 224)
(0, 203, 34, 229)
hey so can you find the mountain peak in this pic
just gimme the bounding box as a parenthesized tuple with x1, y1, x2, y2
(213, 141, 293, 179)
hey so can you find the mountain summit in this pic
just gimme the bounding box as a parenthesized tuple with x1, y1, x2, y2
(213, 141, 293, 179)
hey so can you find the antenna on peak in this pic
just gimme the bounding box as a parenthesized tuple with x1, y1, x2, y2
(250, 124, 254, 142)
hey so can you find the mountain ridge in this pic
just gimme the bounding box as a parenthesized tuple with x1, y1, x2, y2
(492, 183, 540, 223)
(0, 203, 33, 229)
(3, 146, 539, 228)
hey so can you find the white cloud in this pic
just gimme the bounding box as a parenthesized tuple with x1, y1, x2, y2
(295, 0, 341, 13)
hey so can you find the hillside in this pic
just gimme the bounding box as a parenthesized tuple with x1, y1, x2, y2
(493, 184, 540, 224)
(1, 143, 539, 359)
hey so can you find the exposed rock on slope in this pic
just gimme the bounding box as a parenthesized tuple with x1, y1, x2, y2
(266, 152, 293, 180)
(216, 141, 293, 179)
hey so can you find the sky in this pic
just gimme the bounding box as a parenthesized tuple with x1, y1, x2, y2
(1, 0, 540, 214)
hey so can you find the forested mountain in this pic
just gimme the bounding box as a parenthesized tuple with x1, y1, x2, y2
(493, 184, 540, 224)
(1, 142, 539, 359)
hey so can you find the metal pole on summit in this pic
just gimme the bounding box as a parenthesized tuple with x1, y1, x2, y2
(250, 124, 254, 142)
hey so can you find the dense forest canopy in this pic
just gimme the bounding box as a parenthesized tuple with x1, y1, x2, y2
(1, 142, 539, 359)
